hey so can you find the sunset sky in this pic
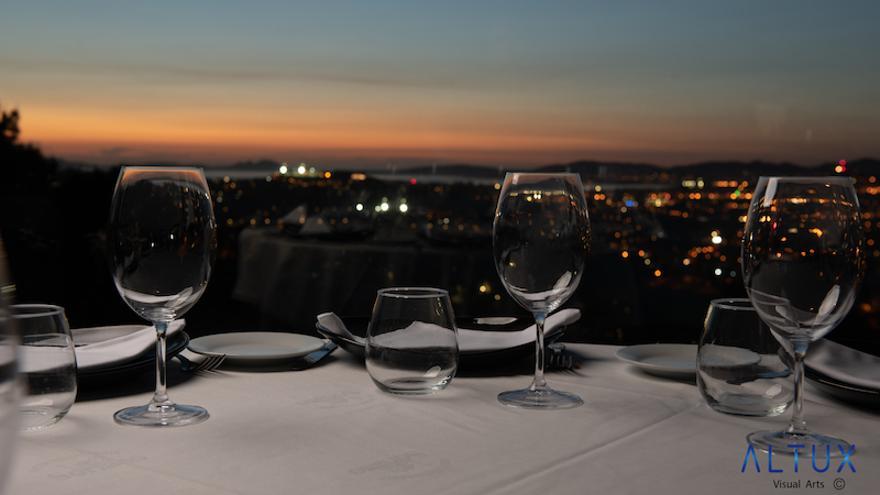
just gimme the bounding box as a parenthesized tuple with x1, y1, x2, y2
(2, 1, 878, 168)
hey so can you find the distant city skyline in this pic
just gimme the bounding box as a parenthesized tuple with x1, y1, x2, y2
(2, 1, 878, 168)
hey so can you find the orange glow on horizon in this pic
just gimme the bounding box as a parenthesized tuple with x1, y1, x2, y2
(16, 101, 878, 167)
(21, 103, 637, 164)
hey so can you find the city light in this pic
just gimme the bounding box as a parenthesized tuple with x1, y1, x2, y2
(194, 162, 879, 327)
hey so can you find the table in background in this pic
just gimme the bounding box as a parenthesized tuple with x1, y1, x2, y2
(9, 344, 879, 495)
(232, 228, 647, 340)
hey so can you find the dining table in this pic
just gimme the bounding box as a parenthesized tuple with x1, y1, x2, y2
(8, 343, 879, 495)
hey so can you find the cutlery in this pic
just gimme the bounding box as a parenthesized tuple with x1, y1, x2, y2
(176, 352, 226, 373)
(289, 341, 337, 370)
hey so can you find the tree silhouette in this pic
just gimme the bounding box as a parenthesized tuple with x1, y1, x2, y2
(0, 105, 56, 192)
(0, 104, 125, 326)
(1, 106, 20, 144)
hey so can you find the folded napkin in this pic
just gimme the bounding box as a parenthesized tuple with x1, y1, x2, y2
(806, 339, 880, 391)
(316, 309, 580, 353)
(73, 320, 185, 370)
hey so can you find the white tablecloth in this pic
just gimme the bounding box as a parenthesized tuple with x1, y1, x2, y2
(8, 345, 879, 495)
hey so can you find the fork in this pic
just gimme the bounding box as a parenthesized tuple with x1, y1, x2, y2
(176, 352, 226, 373)
(547, 343, 577, 373)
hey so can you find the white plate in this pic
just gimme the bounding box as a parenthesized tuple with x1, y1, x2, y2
(616, 344, 699, 378)
(188, 332, 326, 365)
(616, 344, 762, 378)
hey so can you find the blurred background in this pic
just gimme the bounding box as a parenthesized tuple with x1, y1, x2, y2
(1, 1, 878, 350)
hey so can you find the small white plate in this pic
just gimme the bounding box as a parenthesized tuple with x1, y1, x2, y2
(188, 332, 326, 365)
(616, 344, 698, 378)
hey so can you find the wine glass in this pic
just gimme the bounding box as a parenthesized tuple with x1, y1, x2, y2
(742, 176, 865, 453)
(493, 173, 590, 409)
(109, 166, 216, 427)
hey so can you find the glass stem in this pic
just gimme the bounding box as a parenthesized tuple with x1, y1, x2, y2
(530, 312, 548, 391)
(151, 320, 172, 408)
(786, 343, 809, 435)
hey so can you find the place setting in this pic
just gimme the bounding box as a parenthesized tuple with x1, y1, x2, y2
(104, 167, 348, 423)
(315, 307, 581, 369)
(615, 177, 875, 462)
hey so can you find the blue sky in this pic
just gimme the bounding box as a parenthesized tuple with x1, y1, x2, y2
(1, 1, 878, 166)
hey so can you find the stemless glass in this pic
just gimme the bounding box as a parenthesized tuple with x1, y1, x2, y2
(110, 166, 216, 427)
(365, 288, 458, 394)
(493, 173, 590, 409)
(14, 305, 77, 431)
(698, 298, 792, 417)
(742, 176, 864, 453)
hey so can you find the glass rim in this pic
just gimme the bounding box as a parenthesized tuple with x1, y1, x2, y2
(709, 298, 755, 312)
(504, 172, 581, 179)
(377, 287, 449, 299)
(11, 304, 66, 319)
(120, 165, 205, 173)
(757, 176, 856, 185)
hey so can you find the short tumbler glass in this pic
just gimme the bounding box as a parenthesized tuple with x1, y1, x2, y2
(366, 288, 459, 395)
(698, 298, 792, 416)
(13, 305, 77, 430)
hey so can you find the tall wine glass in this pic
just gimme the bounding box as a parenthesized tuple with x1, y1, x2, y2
(110, 166, 216, 427)
(742, 176, 864, 453)
(493, 173, 590, 409)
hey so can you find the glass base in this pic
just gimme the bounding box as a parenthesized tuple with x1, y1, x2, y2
(372, 377, 451, 395)
(747, 430, 852, 457)
(114, 403, 209, 427)
(498, 387, 583, 409)
(20, 406, 69, 432)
